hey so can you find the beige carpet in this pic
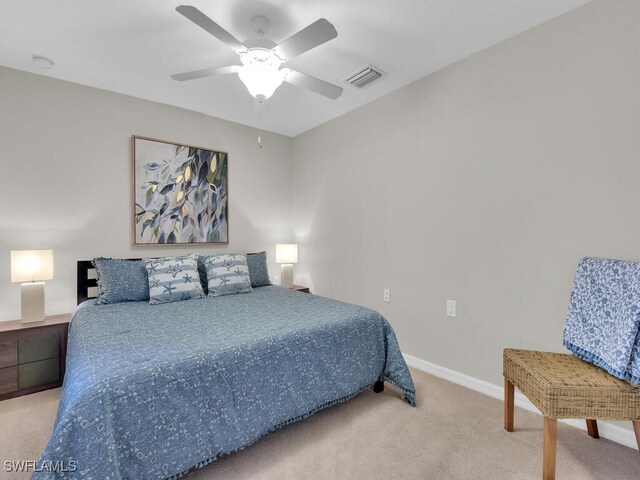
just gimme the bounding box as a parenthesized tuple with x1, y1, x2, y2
(1, 368, 639, 480)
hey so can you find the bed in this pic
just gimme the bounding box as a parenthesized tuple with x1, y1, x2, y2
(35, 261, 415, 479)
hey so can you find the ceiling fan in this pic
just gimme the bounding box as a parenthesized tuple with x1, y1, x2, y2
(171, 5, 343, 102)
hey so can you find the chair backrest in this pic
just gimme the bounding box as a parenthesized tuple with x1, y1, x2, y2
(563, 256, 640, 384)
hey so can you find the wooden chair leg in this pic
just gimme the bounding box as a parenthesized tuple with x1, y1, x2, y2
(586, 419, 599, 439)
(543, 417, 557, 480)
(633, 420, 640, 455)
(504, 378, 514, 432)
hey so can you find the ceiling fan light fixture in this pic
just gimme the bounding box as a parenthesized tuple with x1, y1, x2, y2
(238, 64, 285, 100)
(237, 49, 285, 100)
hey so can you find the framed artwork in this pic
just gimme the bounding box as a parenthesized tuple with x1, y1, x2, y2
(132, 136, 228, 245)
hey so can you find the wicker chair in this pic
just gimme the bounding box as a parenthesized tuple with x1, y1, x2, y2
(503, 348, 640, 480)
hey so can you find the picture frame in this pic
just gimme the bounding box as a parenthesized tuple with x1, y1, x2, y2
(132, 135, 228, 245)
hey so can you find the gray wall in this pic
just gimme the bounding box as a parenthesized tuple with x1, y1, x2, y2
(292, 0, 640, 386)
(0, 67, 293, 321)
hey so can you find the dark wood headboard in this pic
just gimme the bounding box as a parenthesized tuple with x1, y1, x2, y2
(77, 260, 97, 305)
(77, 259, 142, 305)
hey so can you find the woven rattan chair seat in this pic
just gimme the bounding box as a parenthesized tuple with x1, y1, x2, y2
(503, 348, 640, 420)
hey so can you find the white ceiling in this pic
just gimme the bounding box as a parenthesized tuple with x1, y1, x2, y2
(0, 0, 591, 137)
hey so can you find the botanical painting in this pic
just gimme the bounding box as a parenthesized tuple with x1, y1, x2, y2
(133, 136, 228, 245)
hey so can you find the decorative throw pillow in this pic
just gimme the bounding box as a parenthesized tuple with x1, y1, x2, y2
(93, 258, 149, 304)
(145, 254, 205, 305)
(246, 251, 271, 287)
(204, 254, 252, 297)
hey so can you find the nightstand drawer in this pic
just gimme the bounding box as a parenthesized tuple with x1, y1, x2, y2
(0, 366, 18, 394)
(0, 314, 69, 400)
(18, 359, 59, 390)
(0, 340, 18, 368)
(18, 334, 59, 364)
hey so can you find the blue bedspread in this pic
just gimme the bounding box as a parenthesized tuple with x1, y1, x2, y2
(35, 286, 415, 479)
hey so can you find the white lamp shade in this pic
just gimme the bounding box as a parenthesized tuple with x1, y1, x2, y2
(11, 249, 54, 282)
(276, 244, 298, 264)
(238, 64, 285, 100)
(237, 48, 286, 100)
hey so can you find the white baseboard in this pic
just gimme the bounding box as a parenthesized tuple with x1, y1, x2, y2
(402, 352, 638, 451)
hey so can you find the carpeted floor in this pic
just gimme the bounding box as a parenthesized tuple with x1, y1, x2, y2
(1, 368, 639, 479)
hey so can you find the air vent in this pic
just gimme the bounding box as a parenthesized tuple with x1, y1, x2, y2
(343, 65, 384, 88)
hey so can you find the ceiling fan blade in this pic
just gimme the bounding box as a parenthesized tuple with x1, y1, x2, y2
(273, 19, 337, 61)
(176, 5, 247, 53)
(171, 65, 239, 82)
(283, 69, 343, 99)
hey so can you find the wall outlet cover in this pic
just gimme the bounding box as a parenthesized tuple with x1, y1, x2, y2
(446, 300, 457, 318)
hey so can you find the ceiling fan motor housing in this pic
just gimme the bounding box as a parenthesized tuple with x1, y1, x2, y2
(249, 16, 271, 37)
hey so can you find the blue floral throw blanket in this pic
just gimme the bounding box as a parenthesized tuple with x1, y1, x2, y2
(35, 286, 415, 479)
(563, 257, 640, 384)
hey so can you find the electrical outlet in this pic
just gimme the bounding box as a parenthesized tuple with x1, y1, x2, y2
(274, 275, 280, 285)
(446, 300, 457, 318)
(384, 288, 390, 303)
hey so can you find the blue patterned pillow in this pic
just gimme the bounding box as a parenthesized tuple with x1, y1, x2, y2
(246, 251, 271, 287)
(93, 258, 149, 304)
(145, 254, 205, 305)
(204, 254, 252, 297)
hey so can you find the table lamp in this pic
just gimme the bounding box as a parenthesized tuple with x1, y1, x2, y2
(11, 249, 54, 323)
(276, 244, 298, 289)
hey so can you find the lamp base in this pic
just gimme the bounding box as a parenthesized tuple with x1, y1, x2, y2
(21, 282, 45, 323)
(280, 264, 293, 289)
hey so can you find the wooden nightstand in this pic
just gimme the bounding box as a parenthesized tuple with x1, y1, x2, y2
(0, 314, 70, 401)
(292, 285, 310, 293)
